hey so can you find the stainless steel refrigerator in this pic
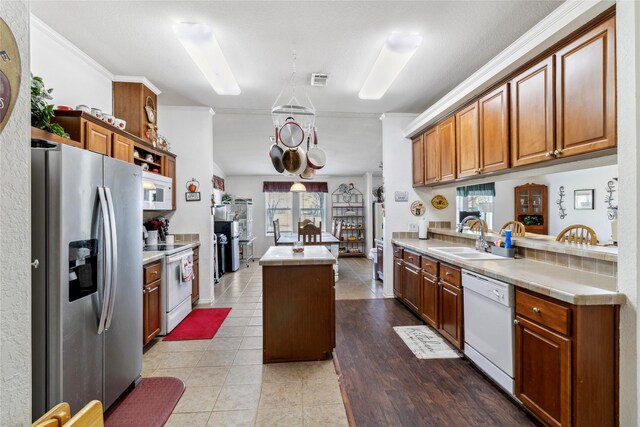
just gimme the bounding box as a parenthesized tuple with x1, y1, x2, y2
(31, 140, 143, 419)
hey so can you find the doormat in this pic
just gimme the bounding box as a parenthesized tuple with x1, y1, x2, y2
(163, 308, 232, 341)
(104, 377, 185, 426)
(393, 325, 461, 359)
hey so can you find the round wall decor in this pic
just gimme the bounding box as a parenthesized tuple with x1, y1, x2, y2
(431, 195, 449, 210)
(410, 200, 426, 216)
(0, 18, 21, 135)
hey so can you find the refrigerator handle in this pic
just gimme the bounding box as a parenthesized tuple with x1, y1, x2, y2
(104, 187, 118, 330)
(97, 187, 112, 335)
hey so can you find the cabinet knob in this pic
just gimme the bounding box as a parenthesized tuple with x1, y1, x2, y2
(532, 307, 541, 313)
(545, 151, 552, 157)
(31, 259, 40, 269)
(553, 149, 562, 156)
(445, 271, 451, 276)
(514, 319, 520, 325)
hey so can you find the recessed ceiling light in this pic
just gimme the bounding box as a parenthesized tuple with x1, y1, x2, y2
(173, 22, 241, 95)
(359, 33, 422, 100)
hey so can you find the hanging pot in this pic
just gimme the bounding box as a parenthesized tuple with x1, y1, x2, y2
(300, 164, 315, 180)
(268, 131, 284, 173)
(279, 117, 304, 148)
(282, 147, 306, 175)
(307, 127, 327, 170)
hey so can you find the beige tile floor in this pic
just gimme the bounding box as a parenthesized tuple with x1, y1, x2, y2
(143, 257, 381, 426)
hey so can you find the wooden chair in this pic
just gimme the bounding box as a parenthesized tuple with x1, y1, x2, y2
(556, 224, 598, 245)
(468, 219, 488, 233)
(299, 222, 322, 245)
(33, 401, 103, 427)
(500, 220, 526, 237)
(272, 219, 281, 246)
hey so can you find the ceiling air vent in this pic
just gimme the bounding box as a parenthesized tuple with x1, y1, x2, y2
(310, 73, 328, 87)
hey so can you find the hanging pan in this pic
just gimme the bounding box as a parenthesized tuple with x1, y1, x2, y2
(282, 146, 306, 175)
(300, 136, 316, 179)
(306, 127, 327, 170)
(268, 131, 284, 173)
(279, 117, 304, 148)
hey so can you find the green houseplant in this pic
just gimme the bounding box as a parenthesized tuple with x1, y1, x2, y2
(31, 74, 69, 138)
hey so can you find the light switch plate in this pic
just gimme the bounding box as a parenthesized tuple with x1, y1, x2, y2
(408, 223, 418, 231)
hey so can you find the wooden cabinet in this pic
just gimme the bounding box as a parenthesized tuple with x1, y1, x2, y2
(85, 121, 112, 155)
(192, 247, 200, 305)
(555, 16, 616, 158)
(402, 260, 421, 313)
(420, 271, 439, 328)
(393, 256, 403, 298)
(113, 81, 158, 143)
(163, 155, 176, 210)
(456, 101, 479, 178)
(424, 127, 439, 185)
(515, 183, 548, 235)
(511, 56, 555, 167)
(439, 277, 463, 350)
(479, 83, 509, 172)
(412, 135, 424, 187)
(112, 133, 134, 163)
(437, 117, 456, 182)
(143, 261, 162, 345)
(376, 242, 383, 280)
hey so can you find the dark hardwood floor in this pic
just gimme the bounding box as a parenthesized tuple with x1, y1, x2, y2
(335, 298, 539, 427)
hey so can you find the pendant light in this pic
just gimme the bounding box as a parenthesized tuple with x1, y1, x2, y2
(290, 182, 307, 192)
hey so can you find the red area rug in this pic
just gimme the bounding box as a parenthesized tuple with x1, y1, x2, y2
(104, 377, 185, 427)
(163, 308, 232, 341)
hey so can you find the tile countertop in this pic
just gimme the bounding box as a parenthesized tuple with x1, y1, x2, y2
(259, 245, 337, 266)
(142, 241, 201, 265)
(392, 237, 625, 306)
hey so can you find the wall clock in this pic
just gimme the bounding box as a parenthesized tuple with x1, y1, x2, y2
(0, 18, 21, 135)
(410, 200, 426, 216)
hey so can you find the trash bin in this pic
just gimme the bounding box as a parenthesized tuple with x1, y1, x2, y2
(368, 248, 377, 280)
(216, 233, 227, 276)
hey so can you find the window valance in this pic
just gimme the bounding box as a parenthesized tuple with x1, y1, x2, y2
(456, 183, 496, 197)
(262, 181, 328, 193)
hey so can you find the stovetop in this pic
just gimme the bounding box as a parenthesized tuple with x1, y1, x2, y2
(144, 243, 188, 252)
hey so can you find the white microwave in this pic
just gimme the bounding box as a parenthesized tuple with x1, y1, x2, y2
(142, 171, 173, 211)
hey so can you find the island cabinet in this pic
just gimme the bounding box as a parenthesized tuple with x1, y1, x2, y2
(412, 134, 424, 187)
(191, 247, 200, 306)
(143, 261, 162, 346)
(514, 288, 618, 427)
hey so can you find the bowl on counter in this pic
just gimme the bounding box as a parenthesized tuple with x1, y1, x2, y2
(114, 118, 126, 130)
(76, 104, 91, 114)
(102, 114, 115, 125)
(56, 105, 72, 111)
(90, 108, 103, 119)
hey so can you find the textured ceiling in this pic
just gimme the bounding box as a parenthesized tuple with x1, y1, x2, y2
(31, 1, 561, 115)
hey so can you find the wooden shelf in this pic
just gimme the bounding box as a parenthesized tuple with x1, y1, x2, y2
(134, 157, 162, 168)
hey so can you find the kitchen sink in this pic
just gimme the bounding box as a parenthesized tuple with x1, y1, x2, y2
(429, 246, 512, 261)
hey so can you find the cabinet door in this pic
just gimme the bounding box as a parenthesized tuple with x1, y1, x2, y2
(163, 155, 176, 210)
(191, 259, 200, 305)
(511, 56, 555, 167)
(112, 134, 134, 163)
(479, 84, 510, 172)
(455, 101, 479, 178)
(393, 258, 403, 298)
(143, 281, 161, 345)
(437, 117, 456, 182)
(85, 121, 112, 155)
(555, 16, 616, 157)
(424, 127, 439, 184)
(412, 135, 424, 187)
(515, 316, 571, 427)
(403, 263, 420, 313)
(421, 272, 438, 328)
(439, 280, 463, 350)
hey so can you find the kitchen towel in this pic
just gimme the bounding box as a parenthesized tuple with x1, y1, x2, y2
(180, 253, 194, 282)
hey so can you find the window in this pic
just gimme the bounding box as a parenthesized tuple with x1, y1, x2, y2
(265, 192, 327, 235)
(456, 183, 495, 230)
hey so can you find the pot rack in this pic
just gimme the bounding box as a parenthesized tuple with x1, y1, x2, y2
(271, 50, 316, 129)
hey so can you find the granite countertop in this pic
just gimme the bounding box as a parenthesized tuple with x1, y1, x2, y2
(259, 246, 337, 266)
(392, 237, 625, 306)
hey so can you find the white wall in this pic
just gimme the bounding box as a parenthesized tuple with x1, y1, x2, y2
(158, 106, 225, 304)
(0, 1, 31, 424)
(30, 16, 113, 113)
(225, 175, 365, 257)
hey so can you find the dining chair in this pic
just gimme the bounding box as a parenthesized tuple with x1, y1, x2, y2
(500, 220, 526, 237)
(299, 222, 322, 245)
(32, 400, 103, 427)
(556, 224, 598, 245)
(468, 219, 488, 233)
(273, 219, 281, 246)
(297, 219, 314, 239)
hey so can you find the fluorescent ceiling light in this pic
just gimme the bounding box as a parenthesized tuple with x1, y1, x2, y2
(173, 22, 240, 95)
(359, 33, 422, 100)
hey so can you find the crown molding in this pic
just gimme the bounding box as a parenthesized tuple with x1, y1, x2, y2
(402, 0, 615, 138)
(112, 75, 162, 95)
(30, 14, 114, 81)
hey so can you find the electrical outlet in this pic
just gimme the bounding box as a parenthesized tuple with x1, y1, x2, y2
(408, 222, 418, 231)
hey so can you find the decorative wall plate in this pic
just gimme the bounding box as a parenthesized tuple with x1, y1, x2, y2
(0, 18, 21, 135)
(410, 200, 426, 216)
(431, 195, 448, 210)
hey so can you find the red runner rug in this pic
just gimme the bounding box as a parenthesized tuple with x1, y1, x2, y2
(163, 308, 232, 341)
(104, 377, 185, 427)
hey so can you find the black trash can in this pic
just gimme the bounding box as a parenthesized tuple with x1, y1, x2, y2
(216, 233, 227, 276)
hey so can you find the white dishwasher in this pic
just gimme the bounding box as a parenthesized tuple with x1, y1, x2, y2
(462, 270, 515, 395)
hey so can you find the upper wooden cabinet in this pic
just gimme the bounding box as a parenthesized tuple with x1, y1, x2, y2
(511, 56, 555, 167)
(555, 16, 616, 158)
(85, 121, 112, 155)
(163, 155, 176, 210)
(411, 134, 424, 187)
(113, 82, 158, 144)
(112, 133, 134, 163)
(437, 117, 456, 183)
(424, 127, 439, 185)
(479, 84, 510, 172)
(456, 101, 479, 178)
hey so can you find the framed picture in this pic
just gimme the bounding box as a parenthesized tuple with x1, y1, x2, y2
(574, 189, 594, 210)
(185, 192, 201, 202)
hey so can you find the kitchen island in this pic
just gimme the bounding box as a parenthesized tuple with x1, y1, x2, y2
(259, 245, 337, 363)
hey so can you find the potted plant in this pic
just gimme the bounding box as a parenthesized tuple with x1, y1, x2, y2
(31, 74, 69, 138)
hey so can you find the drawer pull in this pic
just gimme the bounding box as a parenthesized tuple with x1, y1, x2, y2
(514, 319, 520, 325)
(533, 307, 541, 313)
(152, 271, 158, 275)
(445, 271, 451, 276)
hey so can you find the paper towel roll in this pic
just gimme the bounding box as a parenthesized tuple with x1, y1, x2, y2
(418, 218, 428, 240)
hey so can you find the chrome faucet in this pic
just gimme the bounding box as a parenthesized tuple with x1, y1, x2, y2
(457, 215, 490, 252)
